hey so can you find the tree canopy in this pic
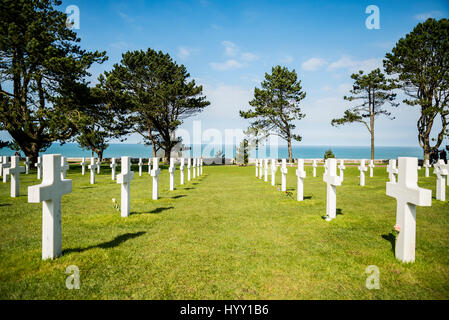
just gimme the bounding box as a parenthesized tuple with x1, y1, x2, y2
(331, 68, 398, 160)
(240, 65, 306, 162)
(0, 0, 107, 162)
(384, 18, 449, 160)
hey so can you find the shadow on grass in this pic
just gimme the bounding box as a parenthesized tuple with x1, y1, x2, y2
(0, 203, 11, 207)
(320, 208, 343, 220)
(79, 186, 94, 189)
(63, 231, 146, 254)
(382, 233, 396, 254)
(171, 195, 186, 199)
(304, 196, 312, 200)
(132, 206, 174, 215)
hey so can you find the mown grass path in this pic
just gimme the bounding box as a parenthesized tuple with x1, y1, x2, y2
(0, 163, 448, 299)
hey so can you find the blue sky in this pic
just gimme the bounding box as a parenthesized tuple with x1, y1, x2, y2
(2, 0, 449, 148)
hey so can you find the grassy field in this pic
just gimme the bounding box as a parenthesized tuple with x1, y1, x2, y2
(0, 161, 448, 299)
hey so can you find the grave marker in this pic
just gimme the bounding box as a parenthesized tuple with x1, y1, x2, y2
(271, 159, 277, 186)
(323, 158, 342, 221)
(187, 158, 191, 181)
(423, 159, 431, 177)
(369, 160, 375, 178)
(264, 159, 269, 182)
(434, 160, 448, 201)
(88, 157, 97, 184)
(80, 157, 86, 175)
(138, 158, 143, 177)
(280, 159, 287, 191)
(338, 159, 346, 182)
(386, 157, 432, 263)
(169, 157, 176, 190)
(25, 157, 31, 174)
(358, 159, 368, 186)
(296, 159, 306, 201)
(2, 156, 10, 183)
(28, 154, 72, 260)
(4, 156, 25, 197)
(180, 158, 185, 185)
(150, 157, 161, 200)
(387, 159, 398, 183)
(60, 157, 69, 179)
(117, 156, 134, 217)
(312, 159, 317, 177)
(35, 156, 42, 180)
(110, 158, 117, 180)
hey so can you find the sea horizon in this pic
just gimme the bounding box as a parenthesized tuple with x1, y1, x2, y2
(0, 142, 425, 160)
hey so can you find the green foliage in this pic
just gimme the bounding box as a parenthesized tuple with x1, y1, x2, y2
(98, 49, 210, 159)
(323, 149, 335, 160)
(240, 65, 306, 162)
(236, 139, 249, 165)
(331, 68, 398, 159)
(0, 0, 107, 162)
(383, 18, 449, 158)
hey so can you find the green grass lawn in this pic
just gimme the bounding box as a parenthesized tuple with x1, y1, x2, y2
(0, 161, 448, 299)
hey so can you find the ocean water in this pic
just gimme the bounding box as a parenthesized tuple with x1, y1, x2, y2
(0, 143, 423, 159)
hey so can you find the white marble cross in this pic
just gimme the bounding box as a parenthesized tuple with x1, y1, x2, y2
(200, 158, 203, 175)
(434, 160, 448, 201)
(323, 158, 342, 221)
(264, 159, 269, 182)
(117, 156, 134, 218)
(387, 159, 398, 183)
(138, 158, 143, 177)
(148, 158, 151, 174)
(80, 157, 86, 175)
(96, 158, 101, 174)
(255, 159, 259, 178)
(35, 156, 42, 180)
(271, 159, 277, 186)
(324, 159, 329, 176)
(369, 160, 375, 178)
(187, 158, 191, 181)
(25, 157, 31, 174)
(2, 156, 10, 183)
(296, 159, 306, 201)
(28, 154, 72, 260)
(196, 158, 200, 177)
(169, 157, 176, 191)
(281, 159, 288, 191)
(423, 159, 431, 177)
(88, 157, 97, 184)
(180, 158, 185, 185)
(110, 158, 117, 180)
(60, 157, 69, 179)
(150, 157, 161, 200)
(358, 159, 368, 186)
(192, 158, 196, 179)
(0, 156, 9, 181)
(386, 157, 432, 263)
(338, 159, 345, 182)
(312, 159, 317, 177)
(5, 156, 25, 197)
(259, 159, 263, 179)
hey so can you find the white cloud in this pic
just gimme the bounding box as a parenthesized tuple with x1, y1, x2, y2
(301, 57, 327, 71)
(414, 11, 444, 21)
(222, 41, 238, 57)
(327, 56, 382, 73)
(241, 52, 258, 62)
(280, 55, 294, 64)
(199, 84, 253, 120)
(178, 47, 192, 60)
(209, 59, 243, 71)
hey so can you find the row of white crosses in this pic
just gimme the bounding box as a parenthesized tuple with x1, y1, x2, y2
(24, 154, 206, 259)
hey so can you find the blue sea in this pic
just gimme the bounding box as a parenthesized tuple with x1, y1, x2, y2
(0, 143, 423, 159)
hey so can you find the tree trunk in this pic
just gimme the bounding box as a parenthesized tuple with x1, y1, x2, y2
(287, 137, 292, 163)
(164, 146, 172, 164)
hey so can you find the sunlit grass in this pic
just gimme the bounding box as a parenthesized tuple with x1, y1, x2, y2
(0, 161, 448, 299)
